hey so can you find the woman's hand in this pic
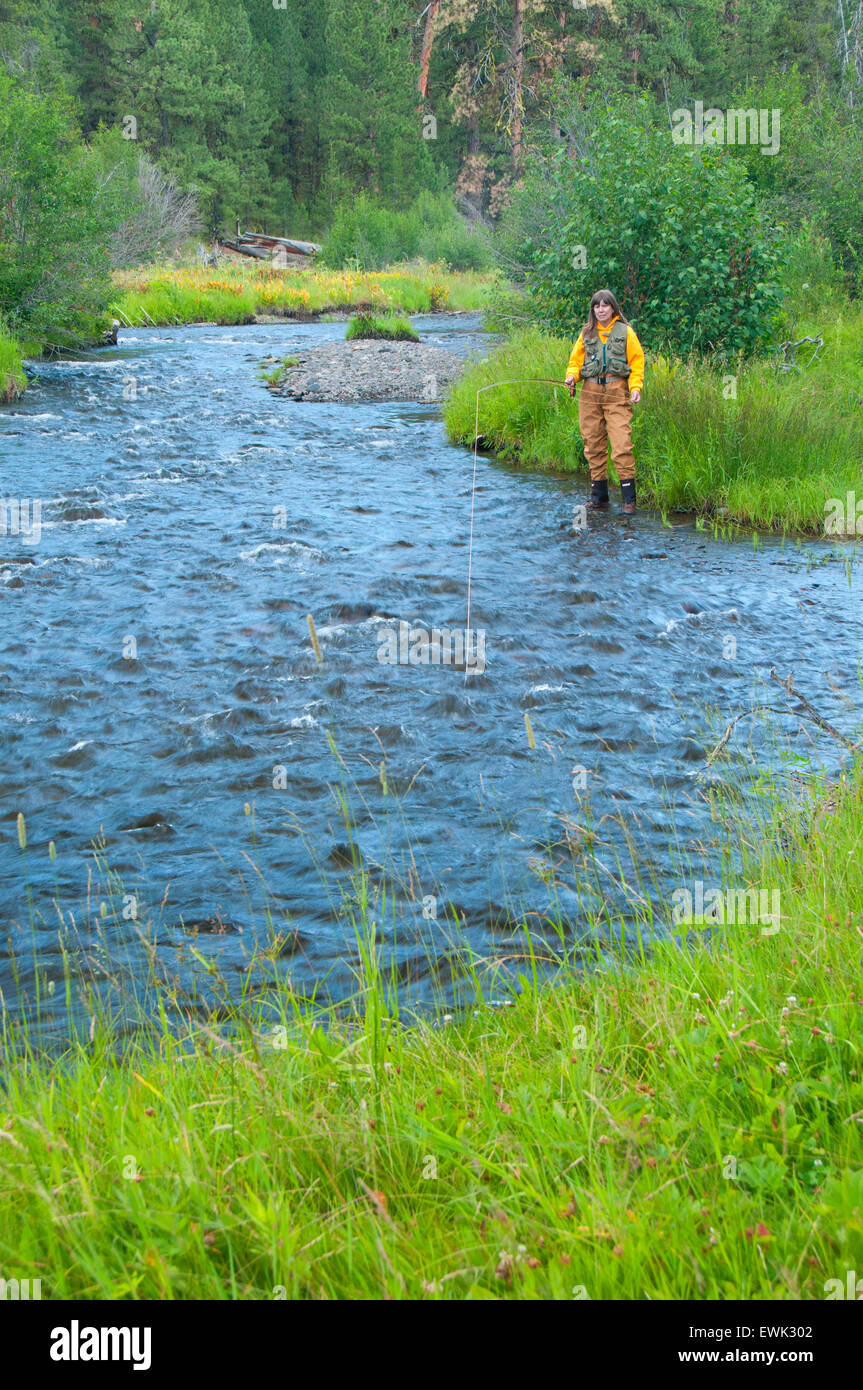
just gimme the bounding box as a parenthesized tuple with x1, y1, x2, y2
(565, 374, 577, 397)
(630, 389, 641, 404)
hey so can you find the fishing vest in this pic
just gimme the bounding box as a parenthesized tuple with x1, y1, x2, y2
(581, 319, 630, 382)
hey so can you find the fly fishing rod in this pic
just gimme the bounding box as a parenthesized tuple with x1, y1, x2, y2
(466, 377, 571, 634)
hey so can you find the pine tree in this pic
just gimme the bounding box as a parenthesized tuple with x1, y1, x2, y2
(56, 0, 133, 131)
(0, 0, 70, 97)
(242, 0, 316, 229)
(322, 0, 428, 204)
(104, 0, 271, 235)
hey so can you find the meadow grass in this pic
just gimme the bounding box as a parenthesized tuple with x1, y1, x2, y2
(1, 754, 862, 1301)
(443, 324, 863, 535)
(110, 262, 493, 328)
(0, 325, 26, 402)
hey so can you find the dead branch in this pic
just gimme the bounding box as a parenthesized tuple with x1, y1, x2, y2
(769, 667, 857, 749)
(706, 672, 861, 766)
(110, 154, 201, 268)
(775, 334, 824, 373)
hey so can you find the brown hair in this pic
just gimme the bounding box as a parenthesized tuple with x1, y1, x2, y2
(582, 288, 628, 340)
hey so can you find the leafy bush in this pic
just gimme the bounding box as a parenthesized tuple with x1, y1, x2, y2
(428, 281, 450, 311)
(723, 70, 863, 296)
(320, 190, 492, 272)
(0, 75, 125, 347)
(345, 312, 418, 341)
(497, 83, 782, 357)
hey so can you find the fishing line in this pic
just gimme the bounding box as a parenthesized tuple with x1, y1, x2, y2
(466, 378, 569, 634)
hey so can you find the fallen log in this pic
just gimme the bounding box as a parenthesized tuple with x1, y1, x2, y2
(219, 239, 271, 260)
(219, 232, 322, 262)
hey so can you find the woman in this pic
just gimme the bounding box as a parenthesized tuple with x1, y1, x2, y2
(565, 289, 645, 514)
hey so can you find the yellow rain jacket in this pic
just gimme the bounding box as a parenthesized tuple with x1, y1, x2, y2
(567, 316, 645, 394)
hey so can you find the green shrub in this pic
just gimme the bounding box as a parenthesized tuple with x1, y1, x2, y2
(417, 208, 492, 273)
(345, 312, 419, 342)
(0, 75, 125, 349)
(724, 69, 863, 296)
(321, 190, 492, 272)
(258, 358, 296, 388)
(497, 82, 781, 357)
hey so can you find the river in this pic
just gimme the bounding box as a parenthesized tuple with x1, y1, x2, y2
(1, 314, 859, 1034)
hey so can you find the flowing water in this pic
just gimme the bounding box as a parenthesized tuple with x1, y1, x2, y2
(1, 314, 860, 1032)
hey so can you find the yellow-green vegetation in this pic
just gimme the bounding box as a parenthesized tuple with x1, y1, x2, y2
(111, 262, 492, 328)
(0, 325, 26, 402)
(345, 312, 419, 342)
(2, 762, 861, 1300)
(258, 356, 300, 387)
(444, 316, 863, 535)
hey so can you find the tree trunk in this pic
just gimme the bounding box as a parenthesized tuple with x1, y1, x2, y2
(467, 112, 479, 156)
(630, 11, 643, 86)
(417, 0, 441, 103)
(511, 0, 525, 173)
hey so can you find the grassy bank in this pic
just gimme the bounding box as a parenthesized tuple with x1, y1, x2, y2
(0, 326, 26, 402)
(111, 262, 493, 328)
(2, 759, 862, 1300)
(444, 321, 863, 535)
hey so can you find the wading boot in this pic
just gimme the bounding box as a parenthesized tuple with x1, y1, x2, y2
(621, 480, 636, 515)
(588, 479, 609, 510)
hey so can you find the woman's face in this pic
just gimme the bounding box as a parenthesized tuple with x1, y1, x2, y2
(593, 298, 614, 326)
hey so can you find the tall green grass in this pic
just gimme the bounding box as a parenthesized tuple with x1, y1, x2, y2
(2, 738, 862, 1299)
(345, 312, 419, 342)
(0, 323, 26, 402)
(444, 326, 863, 534)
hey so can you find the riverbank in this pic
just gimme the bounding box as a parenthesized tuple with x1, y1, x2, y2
(0, 263, 490, 403)
(2, 755, 861, 1300)
(444, 324, 863, 536)
(110, 261, 494, 328)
